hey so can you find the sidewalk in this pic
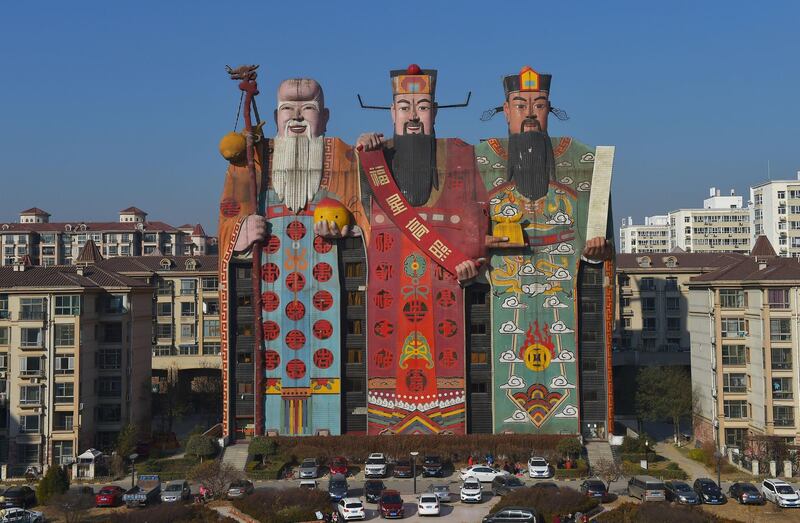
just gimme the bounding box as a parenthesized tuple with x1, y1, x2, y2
(654, 442, 709, 480)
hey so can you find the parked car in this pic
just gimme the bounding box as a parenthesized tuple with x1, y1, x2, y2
(0, 487, 36, 509)
(664, 480, 700, 505)
(364, 480, 386, 503)
(693, 478, 726, 505)
(627, 475, 666, 502)
(580, 479, 609, 502)
(378, 489, 405, 519)
(226, 479, 254, 499)
(0, 508, 44, 523)
(161, 480, 191, 503)
(337, 497, 366, 521)
(417, 493, 441, 516)
(328, 474, 349, 501)
(393, 459, 414, 478)
(460, 465, 509, 482)
(422, 455, 443, 477)
(427, 484, 452, 503)
(365, 453, 388, 478)
(492, 475, 526, 496)
(729, 482, 764, 505)
(460, 477, 483, 503)
(299, 458, 319, 479)
(330, 456, 348, 476)
(482, 507, 538, 523)
(762, 478, 800, 508)
(299, 480, 318, 490)
(527, 457, 552, 479)
(530, 481, 559, 492)
(95, 485, 126, 507)
(123, 474, 161, 508)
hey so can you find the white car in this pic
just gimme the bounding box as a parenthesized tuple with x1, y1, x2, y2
(459, 465, 509, 482)
(762, 479, 800, 508)
(365, 452, 388, 478)
(417, 493, 441, 516)
(528, 457, 552, 478)
(460, 477, 483, 503)
(337, 497, 366, 520)
(0, 508, 44, 523)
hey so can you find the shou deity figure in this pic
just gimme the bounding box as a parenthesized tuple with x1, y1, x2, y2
(354, 65, 491, 435)
(219, 76, 359, 437)
(476, 66, 615, 437)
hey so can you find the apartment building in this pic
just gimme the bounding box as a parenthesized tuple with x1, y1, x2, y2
(0, 207, 213, 267)
(751, 173, 800, 257)
(618, 215, 670, 254)
(669, 188, 751, 254)
(689, 237, 800, 451)
(0, 263, 152, 476)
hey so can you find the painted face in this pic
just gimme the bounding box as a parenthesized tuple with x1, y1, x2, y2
(391, 93, 436, 135)
(503, 91, 550, 134)
(275, 79, 330, 138)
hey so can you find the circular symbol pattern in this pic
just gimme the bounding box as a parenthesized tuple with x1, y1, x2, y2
(262, 263, 280, 283)
(313, 290, 333, 311)
(436, 289, 456, 308)
(264, 350, 280, 370)
(375, 233, 394, 253)
(375, 262, 394, 281)
(402, 299, 428, 322)
(264, 235, 281, 254)
(374, 320, 394, 338)
(437, 349, 458, 368)
(523, 343, 552, 372)
(313, 348, 334, 369)
(286, 359, 306, 379)
(313, 319, 333, 340)
(286, 272, 306, 292)
(286, 220, 306, 240)
(262, 291, 279, 312)
(286, 330, 306, 350)
(313, 262, 333, 282)
(373, 289, 393, 309)
(373, 348, 393, 369)
(263, 321, 280, 341)
(405, 369, 427, 393)
(437, 320, 458, 338)
(314, 236, 333, 253)
(285, 300, 305, 321)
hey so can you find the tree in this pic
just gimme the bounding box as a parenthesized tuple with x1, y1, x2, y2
(557, 437, 582, 461)
(591, 457, 622, 491)
(636, 366, 693, 444)
(188, 460, 242, 499)
(48, 490, 95, 523)
(249, 437, 278, 466)
(36, 465, 70, 504)
(186, 434, 217, 462)
(153, 366, 190, 434)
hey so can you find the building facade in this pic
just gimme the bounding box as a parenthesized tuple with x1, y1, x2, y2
(619, 215, 670, 253)
(0, 264, 152, 476)
(668, 188, 751, 254)
(751, 174, 800, 257)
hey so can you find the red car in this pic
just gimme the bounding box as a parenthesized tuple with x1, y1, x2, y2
(379, 489, 405, 519)
(330, 456, 348, 476)
(95, 485, 125, 507)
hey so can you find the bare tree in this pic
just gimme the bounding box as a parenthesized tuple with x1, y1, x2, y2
(188, 459, 242, 499)
(591, 457, 622, 492)
(48, 490, 95, 523)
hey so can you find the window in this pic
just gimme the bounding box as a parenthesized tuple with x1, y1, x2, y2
(156, 324, 173, 339)
(584, 390, 599, 401)
(778, 190, 786, 199)
(643, 317, 657, 331)
(202, 343, 221, 356)
(768, 288, 790, 309)
(639, 277, 655, 291)
(720, 318, 746, 338)
(203, 299, 219, 314)
(770, 319, 791, 341)
(144, 233, 157, 243)
(665, 277, 678, 290)
(723, 400, 747, 419)
(720, 289, 745, 309)
(470, 323, 487, 335)
(97, 405, 121, 423)
(178, 344, 198, 355)
(468, 291, 486, 305)
(347, 291, 363, 306)
(237, 382, 253, 395)
(236, 267, 251, 280)
(18, 444, 39, 464)
(181, 302, 196, 317)
(157, 280, 173, 295)
(236, 295, 252, 307)
(20, 385, 42, 404)
(624, 318, 631, 328)
(100, 323, 122, 343)
(55, 382, 74, 403)
(55, 295, 80, 315)
(19, 356, 42, 376)
(97, 348, 121, 369)
(20, 328, 43, 347)
(236, 352, 252, 364)
(95, 432, 118, 454)
(153, 346, 173, 357)
(772, 377, 793, 400)
(181, 324, 195, 339)
(666, 317, 680, 331)
(52, 441, 74, 465)
(54, 324, 75, 346)
(722, 373, 746, 393)
(470, 382, 489, 393)
(345, 262, 364, 278)
(157, 302, 172, 316)
(772, 347, 792, 370)
(20, 298, 45, 320)
(582, 359, 598, 372)
(102, 295, 125, 314)
(203, 320, 220, 337)
(774, 406, 795, 427)
(470, 351, 488, 364)
(642, 297, 656, 311)
(180, 279, 197, 295)
(97, 377, 121, 398)
(0, 294, 7, 318)
(344, 378, 363, 393)
(721, 345, 746, 366)
(0, 327, 7, 345)
(0, 353, 7, 371)
(346, 348, 364, 364)
(202, 277, 218, 291)
(725, 428, 746, 448)
(666, 297, 680, 311)
(53, 412, 74, 431)
(237, 323, 253, 336)
(347, 320, 362, 335)
(54, 356, 74, 375)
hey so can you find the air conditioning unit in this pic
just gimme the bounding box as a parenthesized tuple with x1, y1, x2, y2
(78, 402, 84, 411)
(33, 407, 41, 413)
(31, 377, 41, 384)
(711, 387, 717, 398)
(0, 371, 6, 379)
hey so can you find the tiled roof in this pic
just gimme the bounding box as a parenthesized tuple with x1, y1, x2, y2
(616, 252, 747, 270)
(119, 207, 147, 214)
(750, 235, 777, 257)
(96, 255, 218, 274)
(0, 221, 179, 233)
(192, 224, 207, 237)
(75, 240, 104, 264)
(691, 256, 800, 283)
(0, 265, 149, 289)
(19, 207, 50, 216)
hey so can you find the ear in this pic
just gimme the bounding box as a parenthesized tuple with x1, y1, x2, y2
(390, 103, 397, 125)
(273, 108, 278, 126)
(502, 101, 511, 124)
(320, 107, 330, 134)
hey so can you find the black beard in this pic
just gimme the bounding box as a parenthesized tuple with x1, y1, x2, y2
(390, 133, 438, 207)
(506, 131, 555, 201)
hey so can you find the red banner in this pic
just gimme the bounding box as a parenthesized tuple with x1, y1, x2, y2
(359, 148, 472, 276)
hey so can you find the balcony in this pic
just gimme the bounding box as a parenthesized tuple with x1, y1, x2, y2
(775, 418, 795, 427)
(622, 307, 633, 316)
(19, 311, 46, 321)
(54, 396, 74, 404)
(19, 397, 43, 407)
(773, 391, 794, 401)
(19, 369, 44, 378)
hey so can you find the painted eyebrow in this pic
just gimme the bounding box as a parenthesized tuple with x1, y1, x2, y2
(417, 98, 432, 104)
(534, 96, 548, 102)
(395, 98, 411, 104)
(511, 96, 528, 102)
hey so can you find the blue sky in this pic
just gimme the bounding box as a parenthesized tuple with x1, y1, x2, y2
(1, 1, 798, 235)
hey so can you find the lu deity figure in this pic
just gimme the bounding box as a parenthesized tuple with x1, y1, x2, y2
(475, 66, 614, 434)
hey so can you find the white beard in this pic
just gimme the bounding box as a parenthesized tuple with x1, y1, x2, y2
(271, 133, 324, 213)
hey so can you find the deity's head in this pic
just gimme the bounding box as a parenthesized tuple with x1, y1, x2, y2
(274, 78, 329, 138)
(390, 65, 437, 136)
(502, 66, 552, 135)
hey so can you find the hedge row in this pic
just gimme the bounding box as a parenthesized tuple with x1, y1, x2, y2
(596, 502, 739, 523)
(232, 488, 331, 523)
(490, 486, 599, 521)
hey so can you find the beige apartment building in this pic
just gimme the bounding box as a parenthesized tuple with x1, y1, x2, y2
(689, 237, 800, 451)
(0, 262, 152, 477)
(0, 207, 213, 267)
(751, 175, 800, 257)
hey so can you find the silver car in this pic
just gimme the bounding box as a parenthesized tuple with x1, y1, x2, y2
(426, 484, 452, 503)
(161, 480, 190, 503)
(299, 458, 320, 479)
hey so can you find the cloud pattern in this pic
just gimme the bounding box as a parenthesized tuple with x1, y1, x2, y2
(501, 296, 527, 309)
(546, 243, 575, 255)
(552, 350, 575, 362)
(543, 295, 568, 309)
(500, 375, 526, 390)
(499, 350, 523, 363)
(547, 267, 572, 281)
(555, 405, 579, 418)
(503, 410, 529, 423)
(499, 320, 524, 334)
(550, 321, 574, 334)
(518, 263, 544, 276)
(550, 375, 575, 389)
(546, 211, 573, 225)
(522, 282, 552, 296)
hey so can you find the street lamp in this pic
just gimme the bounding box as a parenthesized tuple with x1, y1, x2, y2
(410, 451, 419, 495)
(129, 453, 139, 489)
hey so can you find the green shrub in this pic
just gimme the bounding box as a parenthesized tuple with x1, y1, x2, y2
(249, 436, 278, 465)
(556, 437, 583, 460)
(620, 435, 650, 454)
(687, 448, 705, 462)
(666, 462, 680, 471)
(36, 465, 70, 504)
(185, 435, 217, 461)
(110, 503, 236, 523)
(491, 486, 598, 521)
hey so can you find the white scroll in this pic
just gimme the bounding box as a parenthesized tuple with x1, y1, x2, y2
(586, 145, 615, 241)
